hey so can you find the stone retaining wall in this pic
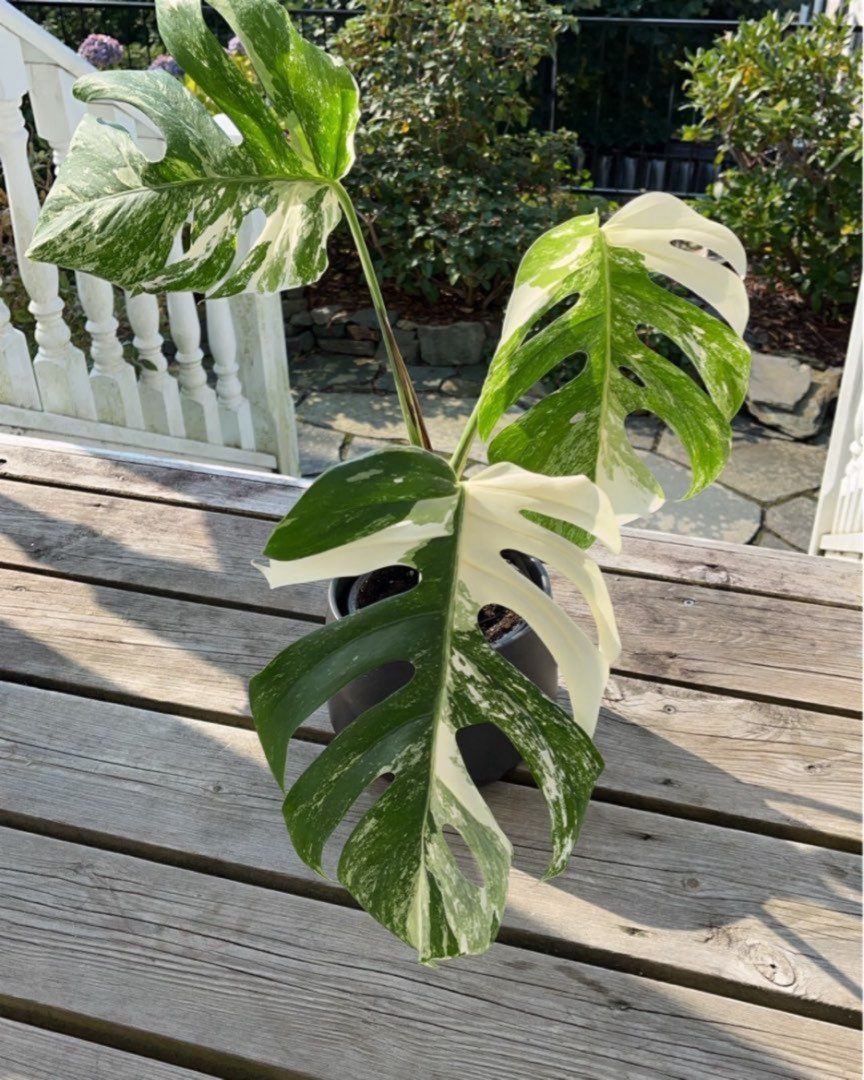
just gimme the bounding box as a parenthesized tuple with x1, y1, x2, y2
(281, 289, 500, 368)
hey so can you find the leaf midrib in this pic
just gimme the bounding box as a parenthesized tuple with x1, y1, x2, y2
(594, 231, 615, 484)
(408, 486, 465, 958)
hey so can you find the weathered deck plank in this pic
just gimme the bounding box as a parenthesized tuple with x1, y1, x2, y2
(0, 682, 857, 1016)
(1, 434, 858, 608)
(0, 827, 858, 1080)
(0, 516, 859, 711)
(0, 569, 857, 843)
(596, 676, 861, 847)
(0, 1018, 211, 1080)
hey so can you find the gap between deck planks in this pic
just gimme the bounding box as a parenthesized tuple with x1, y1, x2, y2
(0, 562, 857, 847)
(0, 1017, 212, 1080)
(0, 825, 859, 1080)
(0, 681, 858, 1021)
(0, 433, 859, 609)
(0, 484, 860, 713)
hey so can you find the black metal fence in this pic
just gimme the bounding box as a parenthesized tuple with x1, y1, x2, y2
(13, 2, 752, 196)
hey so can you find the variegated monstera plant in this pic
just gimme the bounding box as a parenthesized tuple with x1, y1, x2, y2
(29, 0, 750, 964)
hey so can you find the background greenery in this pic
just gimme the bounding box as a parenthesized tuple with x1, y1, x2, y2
(682, 12, 862, 312)
(11, 0, 861, 320)
(331, 0, 600, 305)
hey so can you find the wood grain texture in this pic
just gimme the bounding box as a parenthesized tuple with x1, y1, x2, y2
(0, 827, 858, 1080)
(0, 683, 857, 1014)
(557, 573, 861, 711)
(0, 569, 858, 841)
(0, 533, 858, 711)
(0, 433, 858, 608)
(595, 676, 861, 846)
(0, 477, 323, 618)
(0, 1018, 211, 1080)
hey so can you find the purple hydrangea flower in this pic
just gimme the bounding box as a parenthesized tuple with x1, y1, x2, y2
(77, 33, 124, 70)
(148, 54, 184, 78)
(227, 35, 247, 56)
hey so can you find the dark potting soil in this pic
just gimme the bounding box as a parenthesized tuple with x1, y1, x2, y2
(353, 562, 527, 644)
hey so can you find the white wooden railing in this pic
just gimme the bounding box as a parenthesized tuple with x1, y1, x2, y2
(810, 288, 863, 559)
(0, 1, 299, 474)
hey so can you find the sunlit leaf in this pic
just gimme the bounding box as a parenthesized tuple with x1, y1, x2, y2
(250, 446, 620, 963)
(477, 193, 751, 525)
(28, 0, 359, 296)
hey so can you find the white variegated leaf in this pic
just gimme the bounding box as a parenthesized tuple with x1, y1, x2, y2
(478, 193, 751, 529)
(250, 446, 620, 963)
(27, 0, 359, 296)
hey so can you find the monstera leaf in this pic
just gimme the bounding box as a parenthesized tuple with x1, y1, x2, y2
(27, 0, 359, 295)
(477, 193, 751, 524)
(250, 446, 620, 963)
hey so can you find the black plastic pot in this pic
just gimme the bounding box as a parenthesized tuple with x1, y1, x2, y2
(326, 552, 558, 786)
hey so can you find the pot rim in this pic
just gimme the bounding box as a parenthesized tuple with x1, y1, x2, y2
(326, 551, 551, 651)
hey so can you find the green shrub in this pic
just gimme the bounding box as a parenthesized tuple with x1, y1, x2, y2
(681, 12, 862, 311)
(331, 0, 600, 304)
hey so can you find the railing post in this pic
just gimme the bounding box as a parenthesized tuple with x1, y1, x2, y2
(810, 287, 863, 556)
(124, 291, 186, 438)
(27, 65, 145, 429)
(213, 111, 296, 472)
(0, 29, 96, 420)
(205, 297, 256, 451)
(229, 291, 300, 476)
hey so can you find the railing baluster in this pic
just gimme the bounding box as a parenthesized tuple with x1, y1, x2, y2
(124, 290, 185, 438)
(78, 271, 146, 427)
(0, 286, 40, 409)
(205, 297, 256, 451)
(166, 238, 223, 445)
(27, 65, 146, 429)
(0, 30, 96, 420)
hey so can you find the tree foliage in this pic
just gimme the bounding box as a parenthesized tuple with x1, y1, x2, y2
(682, 12, 862, 310)
(331, 0, 599, 304)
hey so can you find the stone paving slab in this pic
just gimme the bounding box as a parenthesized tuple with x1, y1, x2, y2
(342, 433, 405, 461)
(656, 424, 826, 504)
(633, 452, 762, 544)
(754, 530, 797, 551)
(765, 495, 819, 551)
(297, 391, 520, 459)
(375, 366, 459, 395)
(292, 353, 380, 391)
(296, 422, 345, 478)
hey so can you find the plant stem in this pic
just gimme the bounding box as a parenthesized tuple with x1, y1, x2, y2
(333, 182, 431, 451)
(449, 400, 480, 479)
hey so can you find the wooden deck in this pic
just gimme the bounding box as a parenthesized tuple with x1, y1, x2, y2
(0, 432, 860, 1080)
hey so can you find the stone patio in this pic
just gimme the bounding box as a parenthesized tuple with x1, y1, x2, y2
(290, 349, 830, 553)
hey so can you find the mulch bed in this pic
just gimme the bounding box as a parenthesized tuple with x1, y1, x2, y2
(744, 277, 851, 367)
(310, 251, 852, 367)
(307, 257, 497, 325)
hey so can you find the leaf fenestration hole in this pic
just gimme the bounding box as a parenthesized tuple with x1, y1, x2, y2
(619, 366, 647, 389)
(320, 771, 391, 879)
(475, 550, 542, 642)
(547, 350, 587, 391)
(442, 823, 486, 889)
(634, 323, 708, 390)
(351, 565, 420, 610)
(522, 291, 581, 349)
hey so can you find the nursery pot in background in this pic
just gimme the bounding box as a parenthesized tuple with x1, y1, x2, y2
(326, 552, 558, 786)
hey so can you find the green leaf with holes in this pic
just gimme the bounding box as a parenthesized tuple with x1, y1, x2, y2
(477, 193, 751, 526)
(250, 446, 620, 963)
(27, 0, 358, 296)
